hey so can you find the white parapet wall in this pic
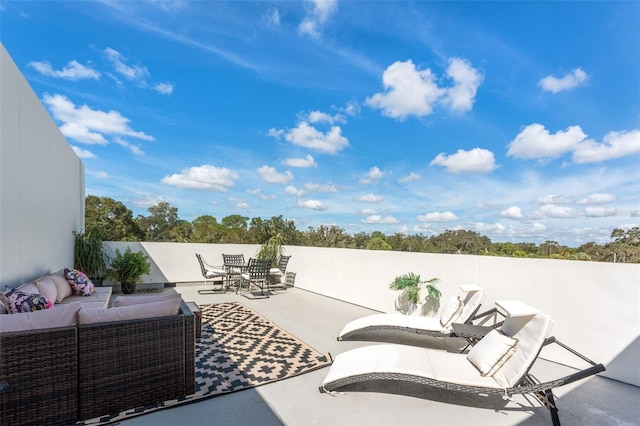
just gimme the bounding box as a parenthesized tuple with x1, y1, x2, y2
(0, 44, 84, 287)
(108, 241, 639, 387)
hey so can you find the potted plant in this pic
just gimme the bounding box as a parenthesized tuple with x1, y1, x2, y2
(109, 247, 151, 294)
(256, 233, 286, 267)
(390, 272, 441, 316)
(73, 229, 109, 286)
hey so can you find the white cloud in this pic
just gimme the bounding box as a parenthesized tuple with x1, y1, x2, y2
(578, 193, 616, 204)
(228, 197, 249, 209)
(71, 146, 96, 159)
(257, 165, 294, 183)
(341, 101, 361, 116)
(264, 8, 280, 26)
(28, 60, 100, 81)
(113, 136, 144, 156)
(430, 148, 497, 173)
(529, 204, 581, 219)
(507, 123, 586, 160)
(59, 122, 108, 144)
(443, 58, 483, 113)
(539, 68, 589, 93)
(104, 47, 150, 82)
(89, 170, 109, 179)
(362, 215, 398, 224)
(299, 0, 337, 38)
(246, 188, 274, 200)
(532, 223, 547, 232)
(357, 193, 383, 203)
(146, 0, 186, 13)
(360, 208, 377, 215)
(268, 128, 285, 138)
(307, 111, 345, 124)
(304, 182, 337, 192)
(153, 82, 174, 95)
(161, 164, 240, 191)
(536, 195, 573, 204)
(471, 222, 507, 233)
(131, 195, 168, 208)
(283, 155, 317, 168)
(572, 130, 640, 163)
(398, 172, 421, 183)
(359, 166, 384, 184)
(501, 206, 523, 220)
(283, 121, 349, 154)
(296, 199, 327, 210)
(285, 185, 305, 197)
(366, 60, 444, 120)
(585, 207, 616, 217)
(417, 211, 458, 222)
(42, 93, 153, 144)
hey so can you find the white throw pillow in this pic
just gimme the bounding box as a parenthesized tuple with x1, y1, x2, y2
(35, 276, 58, 306)
(439, 296, 464, 328)
(49, 270, 74, 302)
(467, 329, 519, 376)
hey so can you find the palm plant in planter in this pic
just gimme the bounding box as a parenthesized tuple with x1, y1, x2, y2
(109, 248, 151, 294)
(256, 233, 286, 267)
(390, 272, 441, 316)
(73, 229, 109, 286)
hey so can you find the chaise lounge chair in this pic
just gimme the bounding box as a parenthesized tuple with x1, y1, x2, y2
(338, 284, 488, 342)
(321, 300, 605, 426)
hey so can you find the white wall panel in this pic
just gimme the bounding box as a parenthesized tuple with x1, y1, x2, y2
(0, 44, 83, 286)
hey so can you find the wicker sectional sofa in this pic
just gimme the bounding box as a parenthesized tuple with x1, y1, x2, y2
(0, 286, 195, 426)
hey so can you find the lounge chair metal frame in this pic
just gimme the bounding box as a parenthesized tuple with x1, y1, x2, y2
(321, 336, 605, 426)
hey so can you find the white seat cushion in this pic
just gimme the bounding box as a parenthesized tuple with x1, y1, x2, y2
(339, 313, 447, 339)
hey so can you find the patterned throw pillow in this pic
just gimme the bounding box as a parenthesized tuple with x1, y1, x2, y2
(64, 268, 96, 296)
(5, 287, 54, 314)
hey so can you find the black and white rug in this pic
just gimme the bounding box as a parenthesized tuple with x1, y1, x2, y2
(79, 302, 331, 425)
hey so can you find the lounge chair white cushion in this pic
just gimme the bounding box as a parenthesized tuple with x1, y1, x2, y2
(269, 267, 283, 276)
(492, 313, 553, 388)
(439, 296, 464, 327)
(458, 285, 486, 324)
(339, 313, 448, 339)
(467, 329, 518, 376)
(322, 344, 502, 390)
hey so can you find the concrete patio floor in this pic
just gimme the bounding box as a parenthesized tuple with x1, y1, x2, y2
(119, 283, 639, 426)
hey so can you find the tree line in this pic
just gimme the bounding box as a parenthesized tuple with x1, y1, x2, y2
(85, 195, 640, 263)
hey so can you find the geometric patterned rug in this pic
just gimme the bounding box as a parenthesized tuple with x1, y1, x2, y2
(78, 302, 331, 425)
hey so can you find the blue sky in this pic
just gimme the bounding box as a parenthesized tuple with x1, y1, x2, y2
(2, 1, 639, 246)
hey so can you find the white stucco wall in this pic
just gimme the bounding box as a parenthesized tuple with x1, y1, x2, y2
(0, 44, 84, 287)
(107, 241, 639, 387)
